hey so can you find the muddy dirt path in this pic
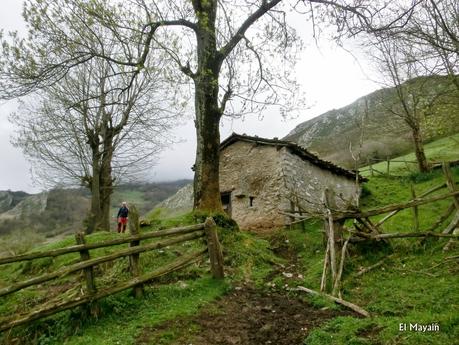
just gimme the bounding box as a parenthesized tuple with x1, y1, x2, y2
(136, 286, 353, 345)
(136, 232, 353, 345)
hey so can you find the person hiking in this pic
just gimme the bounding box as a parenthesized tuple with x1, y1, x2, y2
(117, 202, 129, 233)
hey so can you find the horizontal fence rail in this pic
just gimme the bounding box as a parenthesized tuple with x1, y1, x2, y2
(0, 231, 205, 298)
(0, 217, 224, 334)
(0, 223, 205, 265)
(0, 249, 207, 332)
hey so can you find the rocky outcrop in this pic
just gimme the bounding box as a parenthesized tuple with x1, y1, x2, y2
(154, 183, 193, 215)
(0, 192, 14, 213)
(0, 191, 30, 213)
(0, 192, 48, 220)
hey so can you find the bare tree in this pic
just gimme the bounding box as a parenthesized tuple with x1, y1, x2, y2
(366, 36, 437, 172)
(403, 0, 459, 89)
(9, 46, 178, 234)
(0, 0, 417, 213)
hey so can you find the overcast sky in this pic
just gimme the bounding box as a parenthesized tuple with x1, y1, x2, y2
(0, 0, 379, 193)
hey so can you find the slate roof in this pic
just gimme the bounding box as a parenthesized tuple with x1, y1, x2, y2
(220, 133, 366, 182)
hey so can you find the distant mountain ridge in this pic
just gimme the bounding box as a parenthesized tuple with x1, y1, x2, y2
(284, 75, 459, 168)
(0, 190, 30, 213)
(0, 180, 191, 237)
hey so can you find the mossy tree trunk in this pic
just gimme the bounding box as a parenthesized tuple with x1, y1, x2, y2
(87, 137, 102, 234)
(191, 0, 223, 212)
(412, 124, 430, 173)
(100, 130, 115, 231)
(189, 0, 282, 212)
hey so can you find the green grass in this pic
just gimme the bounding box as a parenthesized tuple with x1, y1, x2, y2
(60, 277, 229, 345)
(296, 133, 459, 345)
(0, 211, 279, 344)
(361, 133, 459, 177)
(284, 219, 459, 345)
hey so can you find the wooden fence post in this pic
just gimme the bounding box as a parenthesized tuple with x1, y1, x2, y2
(75, 232, 100, 317)
(442, 162, 459, 250)
(443, 162, 459, 212)
(323, 188, 344, 296)
(128, 204, 143, 298)
(386, 158, 391, 176)
(204, 217, 224, 279)
(369, 160, 374, 177)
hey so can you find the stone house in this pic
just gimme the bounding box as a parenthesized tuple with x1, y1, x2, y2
(219, 133, 363, 230)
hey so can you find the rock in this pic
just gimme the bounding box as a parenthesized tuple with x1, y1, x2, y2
(260, 323, 273, 332)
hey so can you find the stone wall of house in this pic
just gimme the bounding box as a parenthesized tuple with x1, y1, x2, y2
(219, 141, 286, 230)
(279, 147, 359, 215)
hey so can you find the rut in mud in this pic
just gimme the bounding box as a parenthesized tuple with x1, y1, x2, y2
(136, 232, 355, 345)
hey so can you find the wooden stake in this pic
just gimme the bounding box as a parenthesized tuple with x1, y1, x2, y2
(75, 232, 100, 317)
(320, 240, 330, 292)
(323, 189, 343, 292)
(442, 162, 459, 237)
(332, 237, 350, 296)
(443, 162, 459, 211)
(128, 205, 143, 298)
(204, 217, 224, 279)
(327, 211, 337, 285)
(75, 233, 96, 294)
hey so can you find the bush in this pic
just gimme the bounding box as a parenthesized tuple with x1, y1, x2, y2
(405, 170, 437, 183)
(360, 184, 372, 197)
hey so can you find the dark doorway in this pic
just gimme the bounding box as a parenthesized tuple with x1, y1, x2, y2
(221, 192, 232, 216)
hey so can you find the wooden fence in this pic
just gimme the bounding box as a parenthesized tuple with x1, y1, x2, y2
(360, 157, 459, 177)
(284, 162, 459, 305)
(0, 217, 223, 333)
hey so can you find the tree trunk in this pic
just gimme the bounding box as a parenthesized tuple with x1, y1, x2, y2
(87, 154, 102, 234)
(412, 126, 429, 173)
(99, 132, 115, 231)
(192, 0, 223, 212)
(193, 93, 222, 211)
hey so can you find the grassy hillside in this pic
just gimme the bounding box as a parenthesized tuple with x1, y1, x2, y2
(285, 75, 459, 168)
(0, 136, 458, 344)
(361, 133, 459, 177)
(0, 212, 281, 344)
(295, 134, 459, 344)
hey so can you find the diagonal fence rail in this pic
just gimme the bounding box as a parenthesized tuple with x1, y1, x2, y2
(0, 217, 224, 333)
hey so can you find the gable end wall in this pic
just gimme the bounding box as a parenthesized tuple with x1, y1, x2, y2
(279, 147, 359, 215)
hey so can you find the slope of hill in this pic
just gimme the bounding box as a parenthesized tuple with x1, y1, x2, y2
(284, 75, 459, 168)
(0, 180, 192, 238)
(1, 135, 458, 344)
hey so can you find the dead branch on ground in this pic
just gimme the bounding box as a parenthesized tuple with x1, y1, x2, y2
(292, 286, 370, 318)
